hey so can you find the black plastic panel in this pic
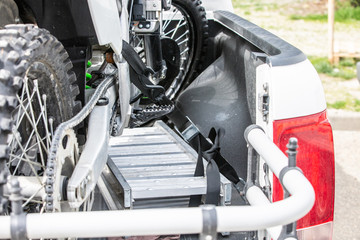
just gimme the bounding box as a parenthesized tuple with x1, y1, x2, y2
(214, 10, 307, 66)
(19, 0, 97, 46)
(176, 34, 263, 180)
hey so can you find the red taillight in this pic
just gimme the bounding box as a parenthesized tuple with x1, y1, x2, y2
(273, 110, 335, 230)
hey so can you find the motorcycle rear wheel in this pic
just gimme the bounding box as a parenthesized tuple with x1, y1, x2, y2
(131, 0, 208, 100)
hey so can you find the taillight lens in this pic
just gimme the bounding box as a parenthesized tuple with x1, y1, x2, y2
(273, 110, 335, 231)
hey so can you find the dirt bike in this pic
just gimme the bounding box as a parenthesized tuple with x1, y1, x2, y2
(0, 0, 208, 210)
(0, 0, 331, 239)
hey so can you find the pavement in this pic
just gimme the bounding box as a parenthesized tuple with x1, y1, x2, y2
(328, 109, 360, 131)
(327, 110, 360, 240)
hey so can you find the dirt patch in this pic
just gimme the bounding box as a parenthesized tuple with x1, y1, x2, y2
(283, 0, 328, 15)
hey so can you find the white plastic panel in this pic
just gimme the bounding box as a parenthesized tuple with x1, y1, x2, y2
(87, 0, 122, 54)
(269, 59, 327, 120)
(202, 0, 234, 12)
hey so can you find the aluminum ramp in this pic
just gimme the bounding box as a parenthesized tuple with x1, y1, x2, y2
(107, 121, 231, 209)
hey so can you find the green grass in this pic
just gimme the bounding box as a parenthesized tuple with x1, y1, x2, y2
(231, 0, 253, 10)
(308, 56, 357, 80)
(290, 14, 327, 22)
(290, 6, 360, 22)
(232, 0, 278, 12)
(339, 58, 357, 67)
(336, 6, 360, 21)
(328, 98, 360, 111)
(355, 99, 360, 111)
(328, 100, 347, 109)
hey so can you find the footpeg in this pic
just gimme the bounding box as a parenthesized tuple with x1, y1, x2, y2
(130, 105, 174, 127)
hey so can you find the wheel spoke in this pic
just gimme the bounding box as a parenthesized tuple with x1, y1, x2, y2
(49, 117, 54, 137)
(9, 79, 34, 154)
(11, 133, 43, 184)
(163, 9, 180, 31)
(22, 185, 45, 208)
(23, 198, 43, 205)
(171, 19, 185, 39)
(177, 38, 189, 46)
(14, 94, 49, 162)
(37, 92, 51, 152)
(9, 135, 48, 165)
(14, 78, 28, 125)
(26, 80, 46, 167)
(164, 21, 186, 37)
(14, 78, 36, 129)
(9, 153, 44, 168)
(175, 30, 189, 43)
(13, 80, 49, 167)
(39, 202, 46, 214)
(135, 37, 144, 49)
(9, 79, 48, 183)
(180, 47, 189, 56)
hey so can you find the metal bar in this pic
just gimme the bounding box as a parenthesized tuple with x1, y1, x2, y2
(0, 177, 313, 240)
(106, 158, 132, 208)
(328, 0, 335, 64)
(246, 186, 282, 239)
(0, 125, 314, 239)
(245, 127, 288, 177)
(0, 184, 307, 237)
(67, 85, 117, 209)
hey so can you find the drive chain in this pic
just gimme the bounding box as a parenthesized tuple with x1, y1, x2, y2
(45, 72, 116, 212)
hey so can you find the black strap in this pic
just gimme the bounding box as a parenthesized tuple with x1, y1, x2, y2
(122, 40, 171, 105)
(205, 159, 220, 205)
(122, 40, 151, 76)
(203, 128, 222, 205)
(204, 127, 225, 160)
(188, 135, 205, 207)
(189, 128, 223, 207)
(167, 108, 240, 184)
(194, 134, 239, 184)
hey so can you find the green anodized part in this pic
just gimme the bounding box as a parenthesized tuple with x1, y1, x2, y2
(87, 61, 92, 68)
(86, 73, 92, 81)
(85, 85, 91, 89)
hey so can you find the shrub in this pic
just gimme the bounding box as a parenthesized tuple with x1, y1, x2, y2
(351, 0, 360, 7)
